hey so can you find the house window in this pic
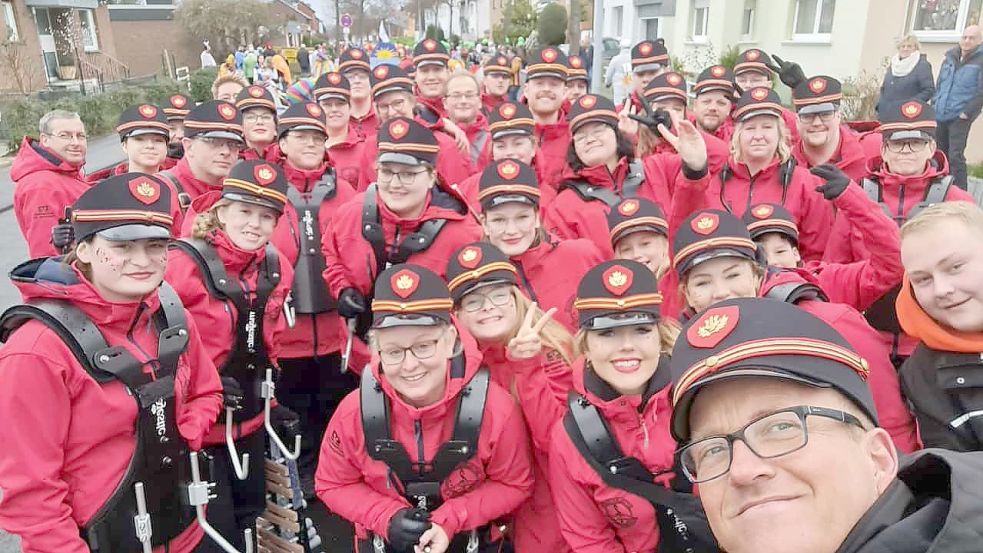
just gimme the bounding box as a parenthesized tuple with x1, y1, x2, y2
(3, 0, 19, 41)
(612, 5, 623, 37)
(79, 8, 98, 51)
(643, 17, 659, 40)
(911, 0, 981, 39)
(793, 0, 836, 38)
(742, 0, 756, 39)
(691, 0, 709, 41)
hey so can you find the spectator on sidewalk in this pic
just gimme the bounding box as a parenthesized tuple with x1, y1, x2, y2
(12, 110, 91, 257)
(235, 45, 246, 72)
(200, 41, 217, 68)
(243, 46, 258, 84)
(933, 24, 983, 190)
(604, 39, 632, 105)
(877, 34, 935, 114)
(297, 44, 310, 76)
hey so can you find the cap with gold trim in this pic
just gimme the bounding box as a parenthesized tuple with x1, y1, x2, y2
(477, 159, 540, 210)
(184, 100, 244, 142)
(446, 242, 518, 301)
(631, 40, 669, 73)
(377, 117, 439, 166)
(668, 297, 876, 442)
(116, 104, 170, 140)
(371, 264, 454, 328)
(276, 102, 327, 138)
(574, 260, 663, 330)
(642, 72, 688, 104)
(163, 94, 192, 121)
(484, 54, 512, 77)
(566, 55, 589, 82)
(222, 160, 289, 214)
(743, 203, 799, 245)
(694, 65, 736, 98)
(607, 197, 669, 247)
(526, 47, 569, 80)
(488, 101, 535, 140)
(792, 75, 843, 115)
(370, 63, 415, 99)
(732, 87, 783, 122)
(878, 99, 936, 141)
(314, 72, 352, 103)
(72, 173, 173, 242)
(673, 209, 758, 277)
(338, 47, 371, 73)
(567, 94, 619, 134)
(413, 38, 450, 68)
(733, 48, 773, 76)
(235, 85, 277, 114)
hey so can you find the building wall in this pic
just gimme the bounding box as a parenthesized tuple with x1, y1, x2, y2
(92, 5, 117, 59)
(0, 0, 47, 94)
(108, 17, 197, 77)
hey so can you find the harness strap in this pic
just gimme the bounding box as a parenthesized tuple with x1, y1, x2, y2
(156, 171, 191, 212)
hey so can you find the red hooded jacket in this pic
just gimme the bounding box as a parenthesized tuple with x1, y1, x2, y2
(239, 142, 281, 163)
(511, 235, 606, 331)
(350, 107, 380, 142)
(759, 270, 920, 453)
(0, 260, 223, 553)
(328, 127, 368, 189)
(459, 113, 492, 174)
(479, 343, 573, 552)
(548, 360, 677, 553)
(165, 230, 294, 446)
(640, 131, 731, 212)
(481, 92, 506, 114)
(11, 137, 90, 258)
(791, 125, 882, 183)
(314, 334, 535, 541)
(534, 115, 572, 189)
(85, 161, 131, 183)
(674, 157, 834, 262)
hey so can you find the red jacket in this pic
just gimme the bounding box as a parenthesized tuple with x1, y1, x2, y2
(534, 116, 572, 190)
(11, 137, 90, 258)
(801, 181, 904, 312)
(314, 334, 535, 541)
(166, 230, 294, 446)
(791, 125, 882, 183)
(0, 261, 223, 553)
(640, 131, 730, 212)
(356, 123, 475, 190)
(240, 142, 281, 163)
(760, 271, 920, 453)
(459, 113, 492, 173)
(674, 157, 834, 262)
(417, 93, 449, 121)
(157, 157, 225, 233)
(328, 127, 368, 190)
(511, 236, 606, 331)
(481, 92, 506, 114)
(548, 359, 677, 553)
(350, 108, 380, 142)
(480, 343, 572, 552)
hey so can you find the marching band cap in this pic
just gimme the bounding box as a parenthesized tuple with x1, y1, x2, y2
(673, 209, 758, 277)
(734, 48, 773, 76)
(370, 63, 415, 99)
(488, 101, 535, 139)
(484, 54, 512, 76)
(566, 55, 589, 82)
(413, 38, 451, 68)
(878, 99, 937, 141)
(221, 160, 289, 214)
(446, 242, 519, 301)
(669, 297, 876, 442)
(642, 72, 688, 104)
(314, 72, 352, 103)
(574, 260, 663, 330)
(371, 264, 453, 328)
(732, 87, 783, 122)
(792, 75, 843, 115)
(526, 47, 569, 80)
(631, 40, 670, 73)
(72, 172, 173, 241)
(694, 65, 737, 98)
(377, 117, 439, 166)
(163, 93, 192, 121)
(277, 102, 327, 137)
(116, 104, 170, 139)
(477, 159, 540, 210)
(607, 197, 669, 247)
(567, 94, 619, 134)
(183, 100, 244, 142)
(338, 47, 371, 73)
(743, 203, 800, 245)
(235, 85, 277, 113)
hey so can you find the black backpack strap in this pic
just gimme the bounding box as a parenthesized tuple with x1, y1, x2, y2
(169, 238, 238, 300)
(621, 160, 646, 199)
(360, 185, 390, 275)
(431, 368, 489, 478)
(154, 282, 189, 376)
(764, 279, 828, 304)
(391, 219, 449, 264)
(562, 180, 622, 208)
(156, 171, 191, 212)
(909, 175, 953, 220)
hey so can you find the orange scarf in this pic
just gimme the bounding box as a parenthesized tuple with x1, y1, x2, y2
(896, 275, 983, 352)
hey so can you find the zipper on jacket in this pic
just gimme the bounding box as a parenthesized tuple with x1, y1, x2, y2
(514, 260, 539, 304)
(126, 301, 158, 378)
(897, 184, 906, 223)
(414, 419, 426, 474)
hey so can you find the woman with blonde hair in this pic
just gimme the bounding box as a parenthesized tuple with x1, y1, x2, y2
(878, 34, 935, 113)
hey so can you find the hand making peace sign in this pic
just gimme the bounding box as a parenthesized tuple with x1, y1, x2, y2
(507, 303, 558, 360)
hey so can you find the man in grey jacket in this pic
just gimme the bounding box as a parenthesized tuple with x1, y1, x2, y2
(933, 25, 983, 190)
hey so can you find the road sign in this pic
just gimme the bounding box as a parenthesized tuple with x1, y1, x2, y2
(341, 13, 352, 28)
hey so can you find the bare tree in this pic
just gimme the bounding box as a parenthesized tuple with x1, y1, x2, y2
(0, 40, 45, 95)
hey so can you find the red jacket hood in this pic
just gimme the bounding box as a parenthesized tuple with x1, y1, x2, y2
(571, 357, 672, 425)
(378, 186, 472, 227)
(459, 113, 489, 138)
(371, 323, 484, 422)
(10, 257, 162, 331)
(512, 234, 558, 267)
(240, 142, 281, 162)
(724, 155, 784, 181)
(282, 160, 332, 192)
(534, 112, 570, 139)
(759, 266, 827, 297)
(10, 137, 84, 181)
(865, 150, 949, 187)
(417, 93, 448, 119)
(201, 229, 271, 275)
(569, 156, 632, 190)
(793, 125, 871, 169)
(328, 127, 364, 152)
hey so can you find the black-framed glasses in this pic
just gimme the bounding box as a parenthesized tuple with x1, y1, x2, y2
(378, 334, 445, 365)
(243, 112, 275, 124)
(378, 167, 428, 184)
(459, 287, 513, 313)
(678, 405, 866, 483)
(797, 111, 837, 123)
(884, 139, 930, 153)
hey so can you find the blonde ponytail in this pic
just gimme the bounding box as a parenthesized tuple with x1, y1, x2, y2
(191, 199, 232, 240)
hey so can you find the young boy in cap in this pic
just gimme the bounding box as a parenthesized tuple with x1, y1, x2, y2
(337, 47, 379, 141)
(670, 297, 982, 553)
(87, 103, 171, 182)
(481, 54, 513, 113)
(523, 47, 574, 184)
(565, 54, 590, 104)
(235, 84, 279, 162)
(314, 71, 366, 186)
(162, 93, 192, 167)
(412, 38, 452, 123)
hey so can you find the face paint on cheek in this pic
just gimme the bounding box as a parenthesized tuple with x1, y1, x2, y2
(94, 247, 124, 273)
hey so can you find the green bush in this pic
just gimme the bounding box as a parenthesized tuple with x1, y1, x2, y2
(1, 78, 185, 151)
(189, 67, 220, 103)
(537, 3, 567, 46)
(970, 163, 983, 179)
(425, 25, 445, 43)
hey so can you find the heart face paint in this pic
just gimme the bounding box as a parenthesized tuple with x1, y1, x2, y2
(80, 235, 169, 302)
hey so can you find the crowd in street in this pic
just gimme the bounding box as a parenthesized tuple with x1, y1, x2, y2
(1, 22, 983, 553)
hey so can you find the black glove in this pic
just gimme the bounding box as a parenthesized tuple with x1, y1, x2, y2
(51, 222, 75, 252)
(338, 288, 367, 319)
(765, 54, 807, 90)
(167, 141, 184, 160)
(221, 376, 245, 410)
(387, 508, 432, 552)
(270, 404, 300, 436)
(627, 97, 674, 138)
(810, 164, 851, 200)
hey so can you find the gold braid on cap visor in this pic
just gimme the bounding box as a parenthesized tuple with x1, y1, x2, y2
(673, 237, 757, 269)
(574, 292, 664, 312)
(671, 337, 870, 406)
(370, 298, 454, 314)
(222, 178, 288, 205)
(73, 209, 174, 226)
(447, 262, 518, 293)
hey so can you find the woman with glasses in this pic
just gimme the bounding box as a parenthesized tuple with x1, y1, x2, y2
(549, 260, 693, 553)
(236, 85, 281, 162)
(447, 241, 576, 552)
(476, 159, 604, 331)
(316, 264, 534, 553)
(671, 208, 919, 453)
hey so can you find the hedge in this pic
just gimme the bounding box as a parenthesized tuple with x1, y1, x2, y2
(0, 78, 186, 153)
